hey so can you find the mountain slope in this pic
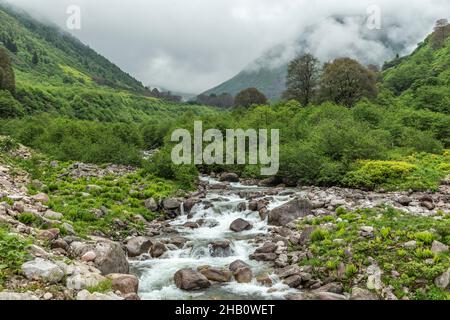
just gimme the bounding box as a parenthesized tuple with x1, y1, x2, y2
(203, 65, 287, 101)
(0, 3, 144, 92)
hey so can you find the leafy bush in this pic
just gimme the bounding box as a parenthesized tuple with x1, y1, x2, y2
(0, 226, 31, 285)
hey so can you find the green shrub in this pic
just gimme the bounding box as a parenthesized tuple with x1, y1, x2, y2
(18, 212, 38, 225)
(311, 228, 329, 242)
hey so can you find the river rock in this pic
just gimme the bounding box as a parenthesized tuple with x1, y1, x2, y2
(22, 258, 64, 284)
(229, 260, 250, 272)
(229, 218, 252, 232)
(0, 292, 39, 300)
(434, 268, 449, 289)
(254, 242, 277, 254)
(397, 196, 412, 206)
(44, 210, 63, 220)
(126, 236, 153, 257)
(268, 198, 312, 226)
(275, 265, 302, 279)
(93, 240, 129, 275)
(233, 267, 253, 283)
(220, 172, 239, 182)
(249, 252, 277, 261)
(144, 198, 158, 212)
(198, 266, 232, 282)
(283, 275, 302, 288)
(76, 290, 123, 301)
(81, 251, 97, 262)
(32, 193, 49, 204)
(163, 198, 181, 210)
(150, 242, 167, 258)
(107, 274, 139, 294)
(350, 287, 379, 300)
(431, 240, 449, 254)
(66, 271, 106, 290)
(209, 240, 234, 257)
(174, 268, 211, 290)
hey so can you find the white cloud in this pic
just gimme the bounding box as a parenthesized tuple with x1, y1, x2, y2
(4, 0, 449, 93)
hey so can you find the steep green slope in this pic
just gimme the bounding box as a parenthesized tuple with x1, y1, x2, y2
(0, 3, 144, 92)
(203, 65, 287, 101)
(382, 33, 450, 114)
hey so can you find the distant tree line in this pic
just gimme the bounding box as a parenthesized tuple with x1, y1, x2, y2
(144, 87, 182, 103)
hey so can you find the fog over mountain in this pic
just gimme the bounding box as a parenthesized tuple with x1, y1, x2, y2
(5, 0, 449, 93)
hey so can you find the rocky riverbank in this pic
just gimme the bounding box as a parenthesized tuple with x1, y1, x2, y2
(0, 144, 449, 300)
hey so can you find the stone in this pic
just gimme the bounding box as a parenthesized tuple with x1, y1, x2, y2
(268, 198, 312, 226)
(359, 226, 374, 237)
(366, 264, 383, 291)
(249, 252, 277, 261)
(431, 240, 449, 254)
(198, 267, 232, 282)
(76, 290, 123, 301)
(51, 239, 69, 251)
(66, 272, 106, 290)
(255, 242, 277, 254)
(256, 274, 273, 286)
(434, 268, 450, 289)
(150, 241, 167, 258)
(163, 198, 181, 210)
(233, 267, 253, 283)
(229, 218, 252, 232)
(350, 287, 379, 300)
(33, 193, 50, 204)
(81, 251, 97, 262)
(38, 228, 60, 241)
(0, 292, 39, 300)
(397, 196, 412, 206)
(93, 240, 129, 275)
(61, 222, 75, 235)
(283, 275, 302, 288)
(404, 240, 417, 249)
(209, 240, 234, 257)
(314, 282, 344, 294)
(43, 292, 53, 300)
(229, 260, 250, 272)
(144, 198, 158, 212)
(275, 265, 302, 279)
(219, 172, 239, 182)
(183, 221, 199, 229)
(310, 292, 347, 300)
(44, 210, 63, 220)
(107, 274, 139, 294)
(421, 201, 435, 210)
(22, 258, 64, 284)
(174, 268, 211, 290)
(126, 236, 153, 257)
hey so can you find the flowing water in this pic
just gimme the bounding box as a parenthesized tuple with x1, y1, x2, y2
(130, 176, 298, 300)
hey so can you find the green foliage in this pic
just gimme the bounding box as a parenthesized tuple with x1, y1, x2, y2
(87, 279, 113, 294)
(283, 53, 320, 106)
(0, 89, 23, 118)
(319, 57, 378, 107)
(295, 207, 450, 300)
(0, 46, 15, 94)
(234, 87, 267, 108)
(18, 212, 38, 225)
(311, 228, 329, 242)
(0, 226, 31, 285)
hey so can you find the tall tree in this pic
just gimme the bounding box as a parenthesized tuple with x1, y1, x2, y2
(0, 47, 15, 94)
(283, 54, 320, 106)
(234, 87, 267, 108)
(319, 57, 377, 107)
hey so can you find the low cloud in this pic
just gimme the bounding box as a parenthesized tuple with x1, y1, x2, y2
(5, 0, 449, 93)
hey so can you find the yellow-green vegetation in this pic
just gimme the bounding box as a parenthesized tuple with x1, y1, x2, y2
(295, 207, 450, 300)
(87, 279, 113, 294)
(343, 152, 450, 191)
(0, 224, 32, 288)
(58, 65, 93, 85)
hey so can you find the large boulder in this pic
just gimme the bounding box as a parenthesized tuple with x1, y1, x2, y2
(126, 236, 153, 257)
(198, 266, 232, 282)
(144, 198, 158, 212)
(66, 270, 106, 290)
(350, 287, 379, 300)
(233, 267, 253, 283)
(174, 268, 211, 291)
(268, 198, 312, 226)
(229, 218, 252, 232)
(22, 258, 64, 284)
(93, 240, 129, 275)
(229, 260, 250, 272)
(107, 274, 139, 294)
(150, 242, 167, 258)
(219, 172, 239, 182)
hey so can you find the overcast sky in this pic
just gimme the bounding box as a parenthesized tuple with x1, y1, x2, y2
(5, 0, 450, 93)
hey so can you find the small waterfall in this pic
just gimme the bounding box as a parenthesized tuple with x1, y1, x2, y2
(180, 202, 185, 216)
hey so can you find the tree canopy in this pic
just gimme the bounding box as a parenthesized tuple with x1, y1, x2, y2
(234, 87, 267, 108)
